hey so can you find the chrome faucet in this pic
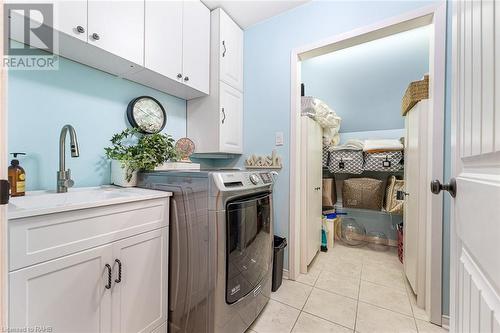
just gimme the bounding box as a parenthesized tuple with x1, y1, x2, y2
(57, 125, 80, 193)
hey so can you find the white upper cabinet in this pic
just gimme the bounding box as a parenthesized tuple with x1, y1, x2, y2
(144, 0, 210, 94)
(53, 1, 88, 42)
(182, 0, 210, 93)
(187, 8, 244, 155)
(218, 9, 244, 91)
(87, 0, 144, 65)
(219, 82, 243, 153)
(144, 1, 183, 82)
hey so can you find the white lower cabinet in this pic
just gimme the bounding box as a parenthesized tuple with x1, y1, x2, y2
(10, 243, 113, 333)
(111, 228, 168, 333)
(9, 199, 170, 333)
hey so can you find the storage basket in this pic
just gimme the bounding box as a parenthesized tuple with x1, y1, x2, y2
(342, 178, 384, 210)
(322, 178, 337, 208)
(384, 176, 405, 215)
(328, 150, 364, 174)
(402, 75, 429, 116)
(364, 151, 403, 172)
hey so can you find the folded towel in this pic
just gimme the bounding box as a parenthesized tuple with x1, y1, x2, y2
(331, 139, 364, 151)
(363, 139, 403, 152)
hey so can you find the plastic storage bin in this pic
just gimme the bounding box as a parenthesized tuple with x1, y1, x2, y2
(272, 235, 287, 292)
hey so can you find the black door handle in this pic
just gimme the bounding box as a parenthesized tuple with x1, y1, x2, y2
(105, 264, 112, 289)
(114, 259, 122, 283)
(430, 178, 457, 198)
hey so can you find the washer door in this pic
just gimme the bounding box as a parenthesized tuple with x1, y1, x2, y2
(226, 192, 272, 304)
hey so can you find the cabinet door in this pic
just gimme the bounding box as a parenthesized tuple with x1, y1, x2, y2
(53, 0, 87, 41)
(88, 0, 144, 65)
(182, 0, 210, 93)
(111, 228, 168, 333)
(219, 9, 243, 91)
(9, 244, 113, 333)
(219, 82, 243, 153)
(144, 0, 183, 81)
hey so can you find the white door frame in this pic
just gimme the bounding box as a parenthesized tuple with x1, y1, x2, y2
(288, 2, 447, 325)
(0, 0, 8, 327)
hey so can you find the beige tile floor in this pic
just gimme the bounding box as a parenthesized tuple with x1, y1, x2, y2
(249, 243, 448, 333)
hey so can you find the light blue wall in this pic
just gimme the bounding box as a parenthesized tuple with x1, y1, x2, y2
(301, 26, 430, 133)
(8, 56, 187, 191)
(241, 0, 451, 315)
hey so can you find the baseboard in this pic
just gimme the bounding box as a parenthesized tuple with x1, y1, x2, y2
(282, 269, 289, 280)
(441, 315, 450, 330)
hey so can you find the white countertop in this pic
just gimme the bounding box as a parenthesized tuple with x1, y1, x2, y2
(8, 186, 172, 220)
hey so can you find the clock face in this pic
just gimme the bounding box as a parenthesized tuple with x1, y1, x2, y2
(127, 96, 166, 134)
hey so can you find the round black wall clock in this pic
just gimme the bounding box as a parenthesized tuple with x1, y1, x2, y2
(127, 96, 167, 134)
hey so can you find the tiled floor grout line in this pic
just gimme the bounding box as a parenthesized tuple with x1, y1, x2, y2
(300, 309, 357, 332)
(354, 262, 364, 332)
(403, 274, 421, 333)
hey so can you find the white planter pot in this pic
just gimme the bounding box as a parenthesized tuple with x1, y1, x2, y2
(110, 160, 137, 187)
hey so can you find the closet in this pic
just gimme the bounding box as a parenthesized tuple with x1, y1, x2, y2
(299, 25, 431, 282)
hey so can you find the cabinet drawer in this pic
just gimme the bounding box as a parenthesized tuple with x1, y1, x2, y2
(9, 198, 169, 271)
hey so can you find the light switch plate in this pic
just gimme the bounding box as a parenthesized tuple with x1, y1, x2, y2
(275, 132, 284, 146)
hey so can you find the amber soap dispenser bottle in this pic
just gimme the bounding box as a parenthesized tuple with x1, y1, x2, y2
(8, 153, 26, 197)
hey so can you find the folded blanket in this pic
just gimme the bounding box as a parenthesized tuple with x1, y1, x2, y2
(331, 139, 364, 151)
(363, 139, 403, 152)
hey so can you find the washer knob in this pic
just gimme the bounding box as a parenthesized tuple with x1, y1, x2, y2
(249, 174, 260, 185)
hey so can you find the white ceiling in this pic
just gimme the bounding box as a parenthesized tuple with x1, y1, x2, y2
(201, 1, 310, 29)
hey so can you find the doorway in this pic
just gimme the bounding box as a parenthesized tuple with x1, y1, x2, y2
(288, 3, 447, 326)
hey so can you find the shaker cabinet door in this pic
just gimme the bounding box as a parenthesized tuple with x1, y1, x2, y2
(88, 0, 144, 65)
(219, 81, 243, 154)
(9, 244, 113, 333)
(144, 0, 183, 81)
(111, 228, 168, 333)
(219, 9, 243, 91)
(182, 0, 210, 93)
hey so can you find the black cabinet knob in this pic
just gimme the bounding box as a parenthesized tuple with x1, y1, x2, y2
(430, 178, 457, 198)
(76, 25, 85, 34)
(92, 33, 100, 41)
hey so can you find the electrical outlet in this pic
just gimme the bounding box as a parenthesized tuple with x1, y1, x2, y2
(275, 132, 284, 146)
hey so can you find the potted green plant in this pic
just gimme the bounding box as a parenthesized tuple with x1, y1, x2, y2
(104, 128, 179, 187)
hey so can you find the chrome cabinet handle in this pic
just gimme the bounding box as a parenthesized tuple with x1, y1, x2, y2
(177, 73, 182, 79)
(221, 108, 226, 124)
(114, 259, 122, 283)
(222, 40, 226, 57)
(105, 264, 112, 289)
(91, 33, 100, 41)
(184, 76, 189, 82)
(76, 25, 85, 34)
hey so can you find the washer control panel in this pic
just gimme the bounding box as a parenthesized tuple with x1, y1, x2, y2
(215, 171, 274, 190)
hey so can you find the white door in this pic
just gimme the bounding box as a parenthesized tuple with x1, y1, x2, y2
(144, 0, 183, 81)
(302, 117, 323, 266)
(182, 0, 210, 93)
(403, 100, 429, 307)
(53, 0, 88, 42)
(111, 228, 168, 333)
(219, 81, 243, 154)
(9, 244, 113, 332)
(219, 9, 243, 91)
(450, 0, 500, 331)
(88, 0, 144, 65)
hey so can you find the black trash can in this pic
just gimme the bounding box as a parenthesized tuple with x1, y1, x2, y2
(272, 235, 287, 292)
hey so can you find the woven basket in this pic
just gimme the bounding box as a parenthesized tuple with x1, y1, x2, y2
(401, 75, 429, 116)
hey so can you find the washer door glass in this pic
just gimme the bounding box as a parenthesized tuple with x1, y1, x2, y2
(226, 192, 272, 304)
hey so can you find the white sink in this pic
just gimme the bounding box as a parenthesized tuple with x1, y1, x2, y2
(8, 186, 171, 220)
